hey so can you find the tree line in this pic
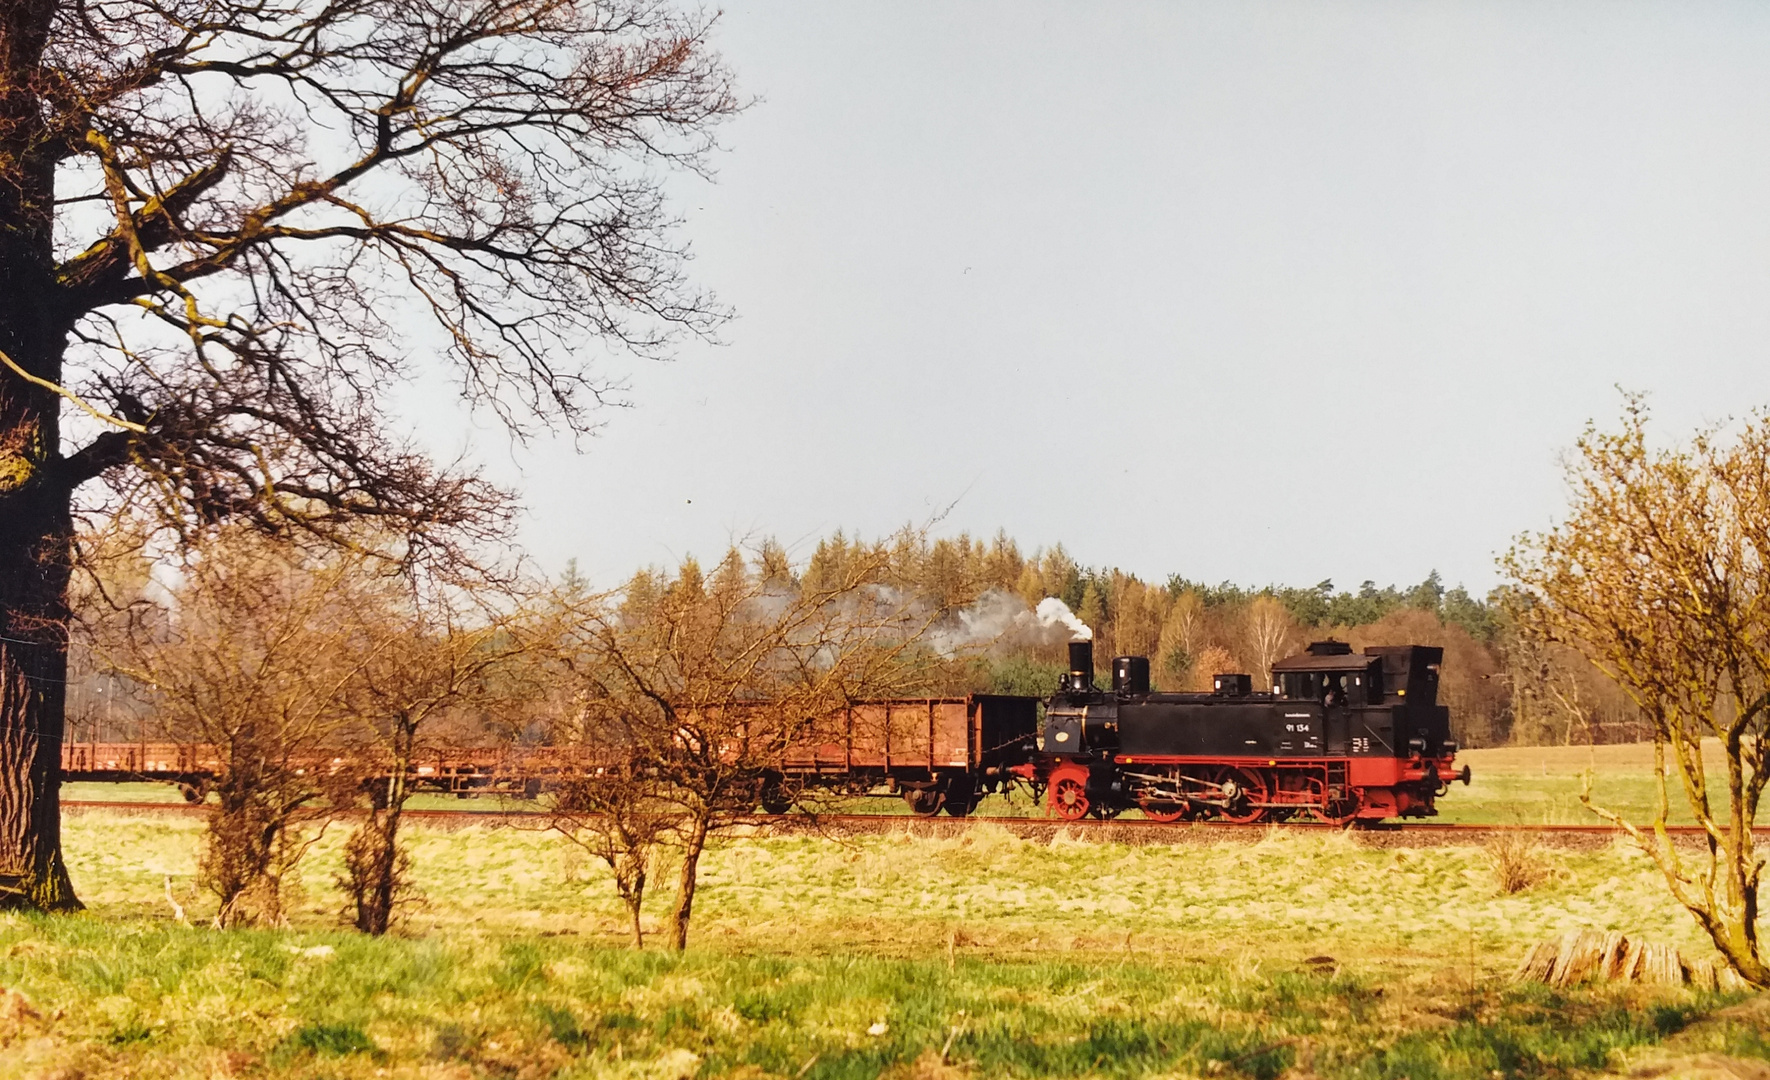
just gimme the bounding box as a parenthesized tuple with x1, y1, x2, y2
(780, 528, 1639, 749)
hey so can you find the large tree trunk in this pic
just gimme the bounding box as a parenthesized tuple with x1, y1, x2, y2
(0, 181, 80, 910)
(0, 490, 81, 911)
(0, 0, 82, 913)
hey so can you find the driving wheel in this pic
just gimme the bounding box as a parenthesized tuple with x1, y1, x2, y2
(1215, 767, 1268, 824)
(1137, 794, 1187, 823)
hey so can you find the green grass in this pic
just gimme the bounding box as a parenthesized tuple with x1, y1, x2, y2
(1433, 744, 1739, 826)
(62, 809, 1717, 952)
(6, 806, 1760, 1077)
(0, 915, 1745, 1080)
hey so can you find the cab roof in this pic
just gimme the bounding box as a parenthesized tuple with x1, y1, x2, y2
(1269, 651, 1380, 673)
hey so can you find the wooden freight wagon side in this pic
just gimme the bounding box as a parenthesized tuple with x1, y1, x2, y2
(782, 698, 979, 776)
(775, 695, 1038, 815)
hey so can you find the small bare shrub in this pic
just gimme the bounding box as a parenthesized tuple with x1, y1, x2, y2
(544, 768, 675, 948)
(558, 846, 587, 886)
(100, 532, 363, 927)
(198, 749, 345, 928)
(339, 811, 418, 934)
(1486, 830, 1549, 895)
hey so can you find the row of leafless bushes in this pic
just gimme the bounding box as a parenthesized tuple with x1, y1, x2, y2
(72, 523, 940, 945)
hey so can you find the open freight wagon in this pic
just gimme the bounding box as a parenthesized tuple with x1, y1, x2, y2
(768, 695, 1039, 815)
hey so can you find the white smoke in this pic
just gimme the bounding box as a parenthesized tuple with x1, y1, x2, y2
(1032, 597, 1093, 641)
(924, 590, 1013, 655)
(926, 590, 1094, 656)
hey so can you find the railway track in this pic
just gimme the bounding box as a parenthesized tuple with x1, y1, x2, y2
(59, 800, 1768, 846)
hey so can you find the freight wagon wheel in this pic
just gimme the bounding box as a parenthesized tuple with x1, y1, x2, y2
(759, 777, 799, 816)
(1048, 767, 1091, 822)
(1215, 768, 1268, 825)
(903, 786, 945, 817)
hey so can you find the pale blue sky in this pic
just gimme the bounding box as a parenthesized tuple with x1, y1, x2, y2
(450, 2, 1770, 593)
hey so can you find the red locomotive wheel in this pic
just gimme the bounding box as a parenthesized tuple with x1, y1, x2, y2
(1215, 767, 1268, 824)
(1136, 767, 1188, 822)
(1315, 792, 1360, 827)
(1137, 795, 1188, 823)
(1048, 765, 1091, 822)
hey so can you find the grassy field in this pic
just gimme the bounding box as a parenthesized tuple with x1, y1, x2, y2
(1, 800, 1765, 1079)
(1432, 744, 1740, 828)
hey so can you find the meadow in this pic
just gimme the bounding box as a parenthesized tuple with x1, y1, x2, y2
(6, 763, 1769, 1080)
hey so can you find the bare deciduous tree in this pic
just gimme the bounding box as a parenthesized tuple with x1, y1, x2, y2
(1242, 594, 1298, 686)
(541, 763, 672, 948)
(1505, 397, 1770, 988)
(564, 547, 932, 951)
(335, 580, 536, 935)
(0, 0, 737, 909)
(100, 530, 364, 926)
(1155, 587, 1205, 690)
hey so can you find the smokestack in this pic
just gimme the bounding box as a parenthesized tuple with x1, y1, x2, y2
(1067, 640, 1094, 693)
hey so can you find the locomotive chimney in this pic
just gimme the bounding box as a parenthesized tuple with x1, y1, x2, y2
(1067, 640, 1094, 693)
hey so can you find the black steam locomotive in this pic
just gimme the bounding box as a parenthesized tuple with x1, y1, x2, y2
(1025, 639, 1470, 823)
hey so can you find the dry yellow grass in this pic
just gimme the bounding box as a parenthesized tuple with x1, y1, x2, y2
(61, 811, 1715, 971)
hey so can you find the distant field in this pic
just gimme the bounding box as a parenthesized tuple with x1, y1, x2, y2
(1436, 743, 1739, 827)
(2, 807, 1764, 1078)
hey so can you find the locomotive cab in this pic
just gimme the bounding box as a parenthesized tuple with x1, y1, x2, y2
(1271, 640, 1375, 700)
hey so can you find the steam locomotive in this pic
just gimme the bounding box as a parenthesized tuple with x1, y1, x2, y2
(1021, 639, 1470, 823)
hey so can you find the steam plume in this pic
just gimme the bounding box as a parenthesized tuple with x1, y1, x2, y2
(1033, 597, 1092, 641)
(926, 590, 1094, 655)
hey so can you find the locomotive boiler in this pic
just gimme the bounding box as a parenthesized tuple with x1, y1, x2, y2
(1033, 639, 1470, 823)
